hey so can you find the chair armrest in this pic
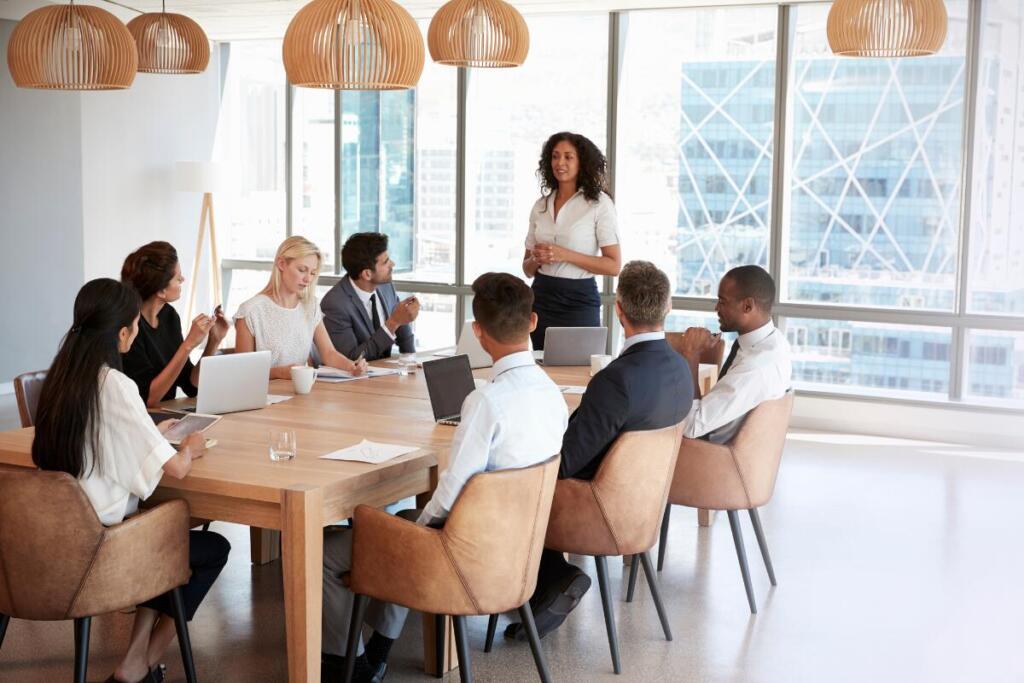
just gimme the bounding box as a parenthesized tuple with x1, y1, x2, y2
(349, 505, 477, 615)
(544, 478, 621, 556)
(669, 438, 752, 511)
(69, 499, 192, 618)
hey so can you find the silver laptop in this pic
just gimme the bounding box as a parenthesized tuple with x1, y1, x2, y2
(194, 350, 272, 415)
(437, 320, 536, 369)
(422, 354, 477, 425)
(541, 327, 608, 366)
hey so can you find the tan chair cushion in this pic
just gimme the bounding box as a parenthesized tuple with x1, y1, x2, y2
(669, 392, 793, 510)
(545, 422, 684, 557)
(350, 455, 559, 616)
(0, 469, 191, 620)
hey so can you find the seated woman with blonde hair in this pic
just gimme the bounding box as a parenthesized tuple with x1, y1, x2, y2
(234, 236, 368, 379)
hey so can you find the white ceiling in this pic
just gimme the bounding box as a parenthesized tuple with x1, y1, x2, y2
(0, 0, 786, 40)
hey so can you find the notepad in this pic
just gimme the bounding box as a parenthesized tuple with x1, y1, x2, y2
(317, 367, 401, 383)
(319, 439, 419, 464)
(558, 385, 587, 395)
(267, 394, 292, 405)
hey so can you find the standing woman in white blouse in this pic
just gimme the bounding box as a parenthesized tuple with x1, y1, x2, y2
(234, 236, 368, 379)
(523, 132, 622, 349)
(32, 279, 230, 683)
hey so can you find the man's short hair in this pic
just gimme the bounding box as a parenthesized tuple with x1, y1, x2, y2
(471, 273, 534, 344)
(616, 260, 671, 327)
(724, 265, 775, 312)
(341, 232, 389, 280)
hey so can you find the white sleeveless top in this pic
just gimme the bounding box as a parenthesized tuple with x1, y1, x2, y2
(234, 294, 323, 368)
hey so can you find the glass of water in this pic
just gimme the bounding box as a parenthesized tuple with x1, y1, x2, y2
(269, 428, 297, 461)
(398, 352, 417, 376)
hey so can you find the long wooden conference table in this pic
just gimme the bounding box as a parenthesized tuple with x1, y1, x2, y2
(0, 358, 716, 682)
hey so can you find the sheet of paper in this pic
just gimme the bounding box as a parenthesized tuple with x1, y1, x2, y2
(319, 439, 419, 464)
(317, 366, 400, 382)
(266, 394, 292, 404)
(558, 385, 587, 395)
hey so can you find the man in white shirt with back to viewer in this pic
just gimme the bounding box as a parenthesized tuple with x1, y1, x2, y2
(319, 272, 568, 683)
(676, 265, 792, 444)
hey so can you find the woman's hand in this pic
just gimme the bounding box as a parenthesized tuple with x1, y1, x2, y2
(184, 314, 213, 350)
(533, 242, 567, 264)
(181, 431, 207, 459)
(156, 418, 179, 435)
(209, 306, 230, 345)
(348, 356, 368, 376)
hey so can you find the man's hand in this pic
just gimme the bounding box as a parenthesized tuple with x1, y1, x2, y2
(677, 327, 717, 360)
(386, 296, 420, 330)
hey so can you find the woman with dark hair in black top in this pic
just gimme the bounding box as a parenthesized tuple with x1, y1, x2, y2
(121, 242, 229, 408)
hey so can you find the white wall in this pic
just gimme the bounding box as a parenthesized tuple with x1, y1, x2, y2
(0, 18, 224, 383)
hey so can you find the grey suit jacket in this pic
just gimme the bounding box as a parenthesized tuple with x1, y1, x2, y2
(320, 278, 415, 361)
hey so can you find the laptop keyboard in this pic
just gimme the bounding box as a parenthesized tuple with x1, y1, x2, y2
(438, 415, 461, 425)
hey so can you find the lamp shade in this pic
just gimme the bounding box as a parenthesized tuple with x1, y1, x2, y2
(175, 161, 226, 193)
(827, 0, 948, 57)
(127, 11, 210, 74)
(6, 3, 137, 90)
(428, 0, 529, 68)
(282, 0, 424, 90)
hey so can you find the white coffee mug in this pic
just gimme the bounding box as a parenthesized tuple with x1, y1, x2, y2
(590, 354, 613, 376)
(290, 366, 317, 394)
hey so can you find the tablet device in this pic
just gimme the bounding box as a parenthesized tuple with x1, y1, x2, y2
(163, 413, 221, 445)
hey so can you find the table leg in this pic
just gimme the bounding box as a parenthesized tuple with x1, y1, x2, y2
(282, 485, 323, 683)
(250, 527, 281, 565)
(698, 509, 716, 527)
(416, 466, 457, 676)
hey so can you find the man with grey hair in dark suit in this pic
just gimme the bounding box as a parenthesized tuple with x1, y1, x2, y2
(321, 232, 418, 361)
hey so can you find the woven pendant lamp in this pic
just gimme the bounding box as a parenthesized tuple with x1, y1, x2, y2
(827, 0, 948, 57)
(428, 0, 529, 68)
(126, 0, 210, 74)
(283, 0, 424, 90)
(6, 1, 137, 90)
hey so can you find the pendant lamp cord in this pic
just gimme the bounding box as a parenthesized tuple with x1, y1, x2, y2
(98, 0, 145, 14)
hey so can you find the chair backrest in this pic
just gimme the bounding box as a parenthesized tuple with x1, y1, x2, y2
(0, 469, 191, 620)
(669, 392, 794, 510)
(438, 455, 560, 613)
(666, 333, 725, 369)
(13, 370, 47, 428)
(546, 422, 684, 557)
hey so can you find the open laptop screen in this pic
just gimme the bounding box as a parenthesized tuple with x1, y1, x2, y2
(423, 354, 476, 421)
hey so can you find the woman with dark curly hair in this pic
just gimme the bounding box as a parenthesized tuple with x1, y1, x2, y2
(523, 132, 621, 349)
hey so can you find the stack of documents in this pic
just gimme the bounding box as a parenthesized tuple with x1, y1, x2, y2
(317, 366, 400, 383)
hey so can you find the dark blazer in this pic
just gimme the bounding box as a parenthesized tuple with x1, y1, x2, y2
(121, 304, 197, 403)
(321, 278, 415, 361)
(559, 338, 693, 480)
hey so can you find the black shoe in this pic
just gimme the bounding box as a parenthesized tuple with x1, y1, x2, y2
(370, 660, 388, 683)
(506, 570, 591, 641)
(321, 653, 375, 683)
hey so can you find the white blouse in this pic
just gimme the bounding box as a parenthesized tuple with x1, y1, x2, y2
(525, 190, 619, 280)
(234, 294, 323, 368)
(78, 368, 177, 526)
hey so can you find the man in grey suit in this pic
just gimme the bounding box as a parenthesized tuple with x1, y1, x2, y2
(321, 232, 419, 361)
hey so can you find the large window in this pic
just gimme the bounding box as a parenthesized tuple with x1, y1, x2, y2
(618, 7, 777, 296)
(464, 14, 608, 279)
(292, 89, 335, 265)
(783, 3, 969, 310)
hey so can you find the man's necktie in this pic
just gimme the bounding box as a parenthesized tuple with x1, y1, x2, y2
(719, 340, 739, 379)
(370, 293, 392, 358)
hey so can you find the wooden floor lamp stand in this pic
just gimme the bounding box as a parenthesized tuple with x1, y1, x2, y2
(186, 191, 222, 322)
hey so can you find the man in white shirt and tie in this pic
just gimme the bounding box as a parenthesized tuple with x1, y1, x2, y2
(676, 265, 792, 444)
(319, 272, 568, 683)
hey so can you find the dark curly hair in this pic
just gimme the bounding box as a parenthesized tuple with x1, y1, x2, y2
(121, 241, 178, 301)
(537, 132, 609, 206)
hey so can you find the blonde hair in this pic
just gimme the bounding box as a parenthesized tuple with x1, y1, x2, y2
(261, 236, 323, 317)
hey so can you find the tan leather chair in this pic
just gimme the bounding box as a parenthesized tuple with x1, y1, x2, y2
(657, 392, 794, 614)
(13, 370, 47, 428)
(0, 470, 199, 683)
(343, 455, 560, 683)
(492, 423, 684, 675)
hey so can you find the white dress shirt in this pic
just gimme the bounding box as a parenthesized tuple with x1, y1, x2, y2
(526, 190, 619, 280)
(419, 350, 568, 525)
(348, 277, 395, 341)
(621, 330, 665, 354)
(78, 368, 177, 526)
(683, 320, 792, 444)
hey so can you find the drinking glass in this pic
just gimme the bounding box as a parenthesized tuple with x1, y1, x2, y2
(398, 352, 417, 376)
(269, 429, 297, 461)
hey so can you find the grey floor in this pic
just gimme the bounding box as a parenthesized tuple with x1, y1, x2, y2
(2, 411, 1024, 681)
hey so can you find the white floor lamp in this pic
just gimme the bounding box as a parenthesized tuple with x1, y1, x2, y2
(175, 161, 226, 322)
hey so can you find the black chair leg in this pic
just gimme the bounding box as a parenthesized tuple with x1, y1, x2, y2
(169, 587, 198, 683)
(0, 613, 10, 650)
(201, 522, 211, 531)
(73, 616, 91, 683)
(594, 555, 621, 674)
(452, 615, 473, 683)
(484, 614, 498, 652)
(343, 595, 370, 683)
(639, 552, 672, 641)
(433, 614, 446, 679)
(517, 604, 552, 683)
(657, 503, 671, 571)
(625, 554, 639, 602)
(748, 508, 777, 586)
(727, 510, 757, 614)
